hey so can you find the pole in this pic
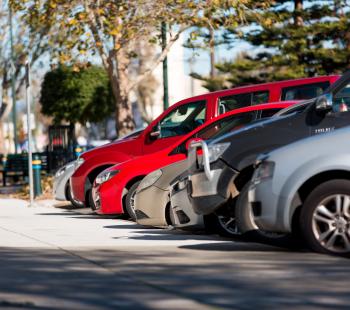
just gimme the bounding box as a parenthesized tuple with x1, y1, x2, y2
(25, 61, 34, 206)
(9, 5, 18, 153)
(161, 22, 169, 111)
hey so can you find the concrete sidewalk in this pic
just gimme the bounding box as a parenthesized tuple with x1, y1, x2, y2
(0, 198, 349, 310)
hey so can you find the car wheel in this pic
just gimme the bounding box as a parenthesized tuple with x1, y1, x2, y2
(66, 181, 84, 208)
(125, 181, 141, 221)
(165, 201, 176, 226)
(300, 179, 350, 256)
(85, 189, 95, 210)
(236, 183, 293, 245)
(204, 203, 241, 238)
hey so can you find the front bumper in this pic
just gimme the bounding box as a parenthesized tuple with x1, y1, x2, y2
(134, 185, 169, 227)
(170, 178, 204, 229)
(248, 178, 287, 232)
(92, 180, 125, 215)
(189, 160, 238, 215)
(53, 162, 75, 201)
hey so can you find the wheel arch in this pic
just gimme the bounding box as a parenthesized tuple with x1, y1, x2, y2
(84, 164, 114, 196)
(233, 164, 255, 192)
(122, 175, 146, 213)
(290, 170, 350, 232)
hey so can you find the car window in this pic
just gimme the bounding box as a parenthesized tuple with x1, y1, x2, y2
(158, 100, 206, 138)
(260, 108, 281, 118)
(333, 83, 350, 112)
(218, 91, 269, 115)
(173, 111, 257, 154)
(252, 91, 270, 105)
(281, 82, 330, 101)
(274, 101, 309, 116)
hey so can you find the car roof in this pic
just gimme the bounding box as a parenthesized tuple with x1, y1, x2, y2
(178, 75, 340, 102)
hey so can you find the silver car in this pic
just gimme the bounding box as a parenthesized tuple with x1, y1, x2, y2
(53, 161, 82, 206)
(249, 124, 350, 256)
(54, 129, 144, 207)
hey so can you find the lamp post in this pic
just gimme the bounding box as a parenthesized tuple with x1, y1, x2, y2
(25, 60, 34, 206)
(161, 22, 169, 111)
(9, 5, 18, 153)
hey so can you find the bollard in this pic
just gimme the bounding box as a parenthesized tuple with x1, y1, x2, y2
(32, 154, 42, 197)
(75, 147, 83, 158)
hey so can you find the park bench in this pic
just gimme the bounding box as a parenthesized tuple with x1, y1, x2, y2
(0, 153, 49, 187)
(0, 154, 28, 187)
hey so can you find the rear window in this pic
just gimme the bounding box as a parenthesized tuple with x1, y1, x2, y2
(281, 82, 329, 101)
(218, 91, 269, 114)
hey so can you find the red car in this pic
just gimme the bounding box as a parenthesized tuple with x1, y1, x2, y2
(91, 101, 298, 217)
(70, 76, 339, 208)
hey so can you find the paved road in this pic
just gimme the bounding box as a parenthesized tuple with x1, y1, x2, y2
(0, 199, 349, 310)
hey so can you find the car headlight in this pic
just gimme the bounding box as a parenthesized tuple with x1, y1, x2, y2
(74, 157, 85, 171)
(95, 170, 119, 185)
(208, 142, 230, 163)
(252, 160, 275, 184)
(137, 169, 163, 192)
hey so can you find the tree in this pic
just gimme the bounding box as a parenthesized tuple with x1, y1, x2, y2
(11, 0, 269, 136)
(0, 1, 50, 153)
(196, 0, 350, 90)
(40, 65, 114, 125)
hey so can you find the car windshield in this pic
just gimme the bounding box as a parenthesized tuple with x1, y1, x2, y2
(333, 83, 350, 111)
(274, 101, 310, 117)
(171, 111, 257, 154)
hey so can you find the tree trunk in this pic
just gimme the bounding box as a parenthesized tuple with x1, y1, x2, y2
(107, 50, 135, 137)
(294, 0, 303, 26)
(209, 27, 215, 78)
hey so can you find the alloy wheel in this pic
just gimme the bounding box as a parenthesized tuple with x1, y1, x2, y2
(312, 194, 350, 253)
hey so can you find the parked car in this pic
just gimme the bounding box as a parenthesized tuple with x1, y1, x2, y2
(92, 102, 299, 219)
(186, 71, 350, 238)
(249, 126, 350, 256)
(53, 161, 81, 206)
(134, 102, 297, 229)
(70, 76, 338, 208)
(53, 128, 143, 206)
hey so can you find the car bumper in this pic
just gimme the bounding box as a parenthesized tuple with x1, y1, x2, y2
(92, 181, 125, 215)
(248, 179, 288, 232)
(53, 162, 76, 201)
(170, 179, 204, 229)
(134, 185, 169, 227)
(189, 160, 238, 215)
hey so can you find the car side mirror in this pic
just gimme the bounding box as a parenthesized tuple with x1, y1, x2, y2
(315, 93, 333, 112)
(149, 124, 161, 140)
(149, 130, 160, 139)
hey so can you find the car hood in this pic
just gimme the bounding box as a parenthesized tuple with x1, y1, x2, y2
(210, 109, 310, 171)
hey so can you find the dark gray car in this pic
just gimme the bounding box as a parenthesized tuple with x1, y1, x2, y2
(187, 71, 350, 237)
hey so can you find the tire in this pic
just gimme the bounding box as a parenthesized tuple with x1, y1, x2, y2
(203, 203, 242, 238)
(300, 179, 350, 256)
(125, 181, 141, 221)
(85, 189, 95, 210)
(236, 183, 294, 246)
(165, 201, 176, 226)
(66, 181, 84, 208)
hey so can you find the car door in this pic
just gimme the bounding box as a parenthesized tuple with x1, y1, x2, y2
(309, 82, 350, 136)
(142, 100, 207, 155)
